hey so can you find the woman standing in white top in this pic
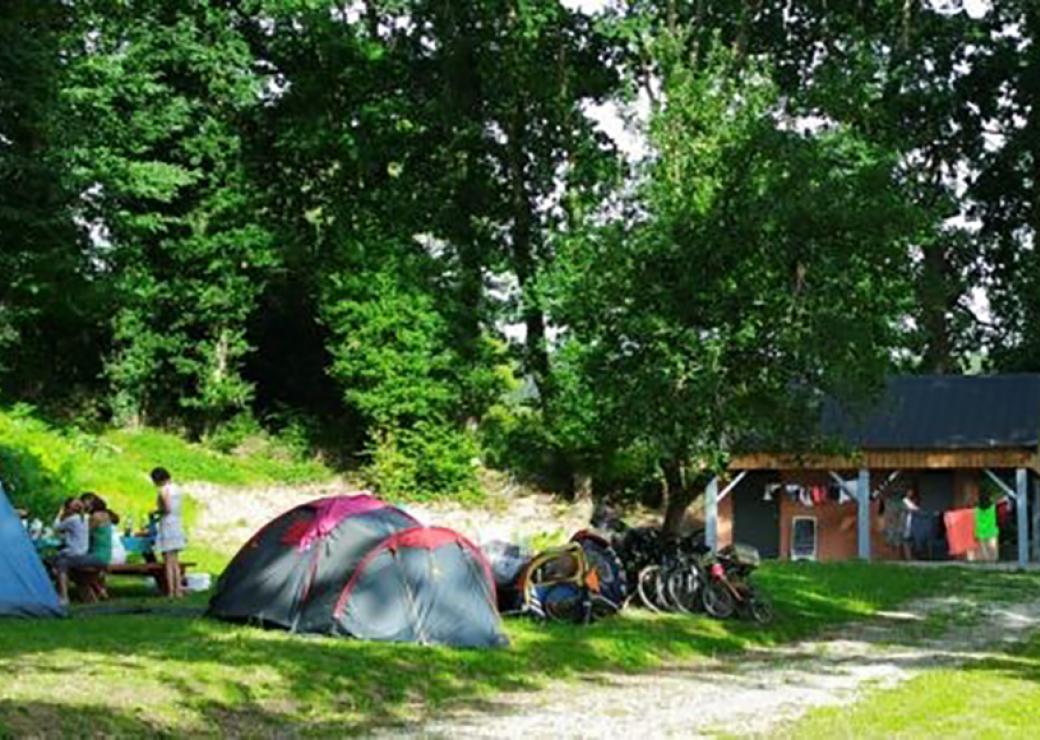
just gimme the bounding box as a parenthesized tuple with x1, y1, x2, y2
(151, 467, 187, 598)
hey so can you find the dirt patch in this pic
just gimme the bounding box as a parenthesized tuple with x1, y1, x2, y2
(185, 480, 594, 557)
(187, 481, 343, 553)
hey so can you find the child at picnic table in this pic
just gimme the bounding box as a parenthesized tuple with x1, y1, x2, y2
(49, 498, 102, 604)
(79, 493, 126, 599)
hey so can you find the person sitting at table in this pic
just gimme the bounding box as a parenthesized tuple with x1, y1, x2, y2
(50, 498, 101, 604)
(80, 493, 123, 599)
(151, 467, 187, 598)
(85, 494, 126, 564)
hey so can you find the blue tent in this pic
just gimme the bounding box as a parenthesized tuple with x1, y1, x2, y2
(0, 483, 65, 618)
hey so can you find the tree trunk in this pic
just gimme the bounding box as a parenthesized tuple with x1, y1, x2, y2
(507, 99, 552, 406)
(919, 240, 954, 374)
(572, 470, 593, 502)
(661, 459, 691, 538)
(434, 1, 489, 409)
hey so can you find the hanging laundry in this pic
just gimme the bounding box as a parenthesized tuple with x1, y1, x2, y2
(881, 496, 905, 547)
(910, 512, 943, 559)
(943, 508, 977, 558)
(810, 486, 827, 506)
(996, 498, 1011, 529)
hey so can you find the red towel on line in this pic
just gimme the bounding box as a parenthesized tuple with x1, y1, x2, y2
(944, 508, 977, 557)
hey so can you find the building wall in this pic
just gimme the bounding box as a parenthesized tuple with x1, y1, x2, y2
(718, 490, 734, 549)
(719, 468, 985, 562)
(778, 496, 900, 562)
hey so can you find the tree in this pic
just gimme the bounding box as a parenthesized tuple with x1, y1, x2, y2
(0, 1, 100, 402)
(553, 42, 920, 533)
(63, 1, 274, 431)
(966, 2, 1040, 371)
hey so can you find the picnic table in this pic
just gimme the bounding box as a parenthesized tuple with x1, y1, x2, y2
(33, 533, 154, 556)
(34, 532, 194, 602)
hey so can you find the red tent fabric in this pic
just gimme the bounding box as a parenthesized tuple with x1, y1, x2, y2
(291, 494, 387, 551)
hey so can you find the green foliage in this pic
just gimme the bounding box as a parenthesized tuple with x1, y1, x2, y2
(5, 0, 1040, 509)
(479, 404, 557, 481)
(366, 422, 483, 504)
(551, 41, 919, 525)
(60, 1, 277, 430)
(323, 245, 468, 428)
(203, 413, 266, 455)
(0, 405, 331, 520)
(0, 1, 102, 400)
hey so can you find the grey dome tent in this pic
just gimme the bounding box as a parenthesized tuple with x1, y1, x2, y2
(208, 494, 507, 647)
(0, 484, 65, 618)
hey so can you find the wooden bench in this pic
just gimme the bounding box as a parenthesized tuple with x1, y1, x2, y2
(71, 561, 196, 603)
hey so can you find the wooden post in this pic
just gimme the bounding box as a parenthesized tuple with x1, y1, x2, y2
(705, 476, 719, 552)
(858, 468, 871, 561)
(1016, 468, 1029, 568)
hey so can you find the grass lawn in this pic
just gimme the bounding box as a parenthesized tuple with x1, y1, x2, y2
(0, 404, 332, 520)
(2, 563, 1037, 735)
(788, 633, 1040, 738)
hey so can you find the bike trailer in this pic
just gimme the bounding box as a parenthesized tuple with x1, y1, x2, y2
(512, 541, 620, 624)
(571, 530, 627, 612)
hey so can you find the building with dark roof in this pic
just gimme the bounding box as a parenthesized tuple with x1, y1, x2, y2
(708, 375, 1040, 567)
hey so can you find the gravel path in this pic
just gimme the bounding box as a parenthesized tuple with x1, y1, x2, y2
(392, 592, 1040, 739)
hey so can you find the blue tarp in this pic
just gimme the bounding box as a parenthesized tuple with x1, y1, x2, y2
(0, 483, 65, 618)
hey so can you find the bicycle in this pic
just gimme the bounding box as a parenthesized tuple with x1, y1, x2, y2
(701, 543, 773, 623)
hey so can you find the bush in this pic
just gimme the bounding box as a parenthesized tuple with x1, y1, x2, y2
(0, 404, 79, 514)
(366, 422, 483, 504)
(479, 404, 559, 482)
(204, 413, 265, 455)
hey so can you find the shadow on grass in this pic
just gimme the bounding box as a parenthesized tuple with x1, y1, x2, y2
(1, 563, 1038, 735)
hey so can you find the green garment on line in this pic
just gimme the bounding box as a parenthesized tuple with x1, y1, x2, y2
(975, 504, 998, 541)
(89, 523, 113, 564)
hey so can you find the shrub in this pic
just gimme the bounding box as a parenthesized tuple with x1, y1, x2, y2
(204, 413, 265, 455)
(479, 404, 558, 481)
(366, 422, 483, 504)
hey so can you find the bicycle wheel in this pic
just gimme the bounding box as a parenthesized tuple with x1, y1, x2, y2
(636, 565, 663, 613)
(747, 591, 774, 624)
(666, 567, 702, 615)
(702, 581, 736, 619)
(653, 567, 678, 612)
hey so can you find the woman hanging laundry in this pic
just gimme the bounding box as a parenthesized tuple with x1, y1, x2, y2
(901, 489, 921, 561)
